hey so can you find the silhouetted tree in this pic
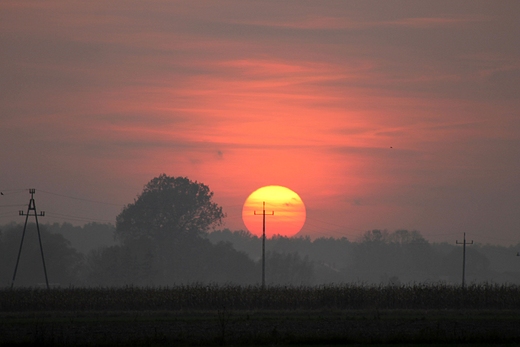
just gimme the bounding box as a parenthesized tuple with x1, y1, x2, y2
(116, 174, 224, 244)
(389, 229, 425, 244)
(361, 229, 389, 243)
(111, 175, 228, 284)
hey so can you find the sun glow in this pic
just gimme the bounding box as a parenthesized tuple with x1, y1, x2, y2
(242, 185, 306, 238)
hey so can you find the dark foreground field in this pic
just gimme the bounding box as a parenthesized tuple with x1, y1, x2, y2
(1, 284, 520, 346)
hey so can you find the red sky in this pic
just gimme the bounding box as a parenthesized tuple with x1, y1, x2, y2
(1, 1, 520, 245)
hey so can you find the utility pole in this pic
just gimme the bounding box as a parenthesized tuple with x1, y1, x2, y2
(11, 189, 49, 289)
(254, 201, 274, 289)
(456, 232, 473, 289)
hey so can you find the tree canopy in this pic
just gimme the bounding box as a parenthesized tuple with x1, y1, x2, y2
(115, 174, 225, 245)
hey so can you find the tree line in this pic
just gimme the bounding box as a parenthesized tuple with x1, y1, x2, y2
(1, 174, 519, 287)
(208, 229, 520, 285)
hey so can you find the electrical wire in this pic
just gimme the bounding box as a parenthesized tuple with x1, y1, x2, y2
(4, 189, 518, 246)
(0, 210, 18, 217)
(44, 211, 114, 224)
(0, 188, 119, 226)
(0, 189, 27, 196)
(37, 189, 123, 207)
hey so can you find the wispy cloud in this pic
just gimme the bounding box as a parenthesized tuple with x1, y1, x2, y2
(1, 1, 519, 244)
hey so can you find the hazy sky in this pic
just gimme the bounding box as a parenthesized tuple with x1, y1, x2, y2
(1, 1, 519, 245)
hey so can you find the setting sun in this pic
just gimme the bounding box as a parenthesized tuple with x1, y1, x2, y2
(242, 185, 306, 238)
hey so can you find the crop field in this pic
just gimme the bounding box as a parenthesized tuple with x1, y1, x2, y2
(1, 284, 520, 346)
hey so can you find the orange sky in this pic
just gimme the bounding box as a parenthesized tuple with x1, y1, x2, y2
(1, 1, 520, 245)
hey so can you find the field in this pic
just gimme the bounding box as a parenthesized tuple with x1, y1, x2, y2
(1, 284, 520, 346)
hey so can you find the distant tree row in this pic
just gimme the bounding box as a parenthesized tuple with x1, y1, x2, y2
(208, 229, 520, 285)
(1, 174, 519, 287)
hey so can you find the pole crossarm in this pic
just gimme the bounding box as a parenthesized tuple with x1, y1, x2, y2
(11, 189, 49, 289)
(254, 201, 274, 289)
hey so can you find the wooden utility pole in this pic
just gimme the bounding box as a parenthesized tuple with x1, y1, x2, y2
(456, 232, 473, 289)
(11, 189, 49, 289)
(254, 201, 274, 288)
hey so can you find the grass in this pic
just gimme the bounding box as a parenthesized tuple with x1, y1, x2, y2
(2, 283, 520, 311)
(1, 284, 520, 345)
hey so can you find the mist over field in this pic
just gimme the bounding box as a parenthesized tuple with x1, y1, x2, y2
(2, 221, 519, 288)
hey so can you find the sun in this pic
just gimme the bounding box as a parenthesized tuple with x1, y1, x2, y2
(242, 185, 306, 238)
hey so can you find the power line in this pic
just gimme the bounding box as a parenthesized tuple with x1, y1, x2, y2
(305, 216, 367, 233)
(44, 211, 114, 224)
(302, 220, 351, 237)
(192, 202, 519, 246)
(37, 189, 123, 207)
(225, 208, 364, 238)
(463, 231, 519, 246)
(0, 189, 28, 196)
(0, 210, 20, 218)
(0, 188, 119, 225)
(1, 188, 122, 208)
